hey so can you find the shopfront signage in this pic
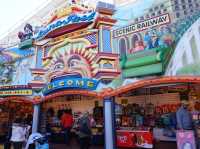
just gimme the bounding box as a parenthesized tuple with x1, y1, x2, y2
(113, 13, 170, 38)
(43, 77, 99, 95)
(0, 85, 33, 96)
(0, 85, 32, 90)
(35, 11, 96, 39)
(0, 89, 33, 96)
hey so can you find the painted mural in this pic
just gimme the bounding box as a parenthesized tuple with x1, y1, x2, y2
(112, 0, 200, 80)
(0, 47, 34, 86)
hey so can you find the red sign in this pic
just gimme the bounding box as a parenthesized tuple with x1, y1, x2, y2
(117, 130, 153, 148)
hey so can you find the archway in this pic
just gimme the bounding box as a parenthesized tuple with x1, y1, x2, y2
(119, 38, 127, 57)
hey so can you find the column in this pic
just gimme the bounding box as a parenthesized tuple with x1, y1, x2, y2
(32, 104, 40, 133)
(104, 97, 116, 149)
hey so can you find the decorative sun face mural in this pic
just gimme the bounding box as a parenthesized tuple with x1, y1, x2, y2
(44, 38, 98, 82)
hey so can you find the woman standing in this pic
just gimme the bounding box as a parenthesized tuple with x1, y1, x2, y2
(10, 118, 27, 149)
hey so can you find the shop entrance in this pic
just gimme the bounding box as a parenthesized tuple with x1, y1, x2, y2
(113, 80, 200, 149)
(39, 94, 104, 149)
(0, 97, 33, 143)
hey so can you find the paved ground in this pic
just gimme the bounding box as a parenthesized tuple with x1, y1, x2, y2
(0, 141, 177, 149)
(50, 141, 177, 149)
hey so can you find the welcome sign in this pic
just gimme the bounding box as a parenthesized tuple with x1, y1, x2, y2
(113, 13, 170, 38)
(43, 77, 99, 95)
(35, 11, 96, 39)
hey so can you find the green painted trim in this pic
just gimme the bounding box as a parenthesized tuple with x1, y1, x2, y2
(123, 63, 163, 78)
(18, 39, 33, 49)
(123, 54, 161, 69)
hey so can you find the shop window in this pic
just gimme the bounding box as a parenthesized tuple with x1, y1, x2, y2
(140, 16, 144, 21)
(152, 13, 156, 16)
(182, 52, 188, 65)
(174, 0, 178, 5)
(119, 38, 127, 56)
(158, 10, 162, 15)
(154, 6, 159, 10)
(160, 4, 164, 8)
(190, 36, 199, 62)
(176, 12, 180, 18)
(184, 10, 187, 15)
(149, 8, 153, 12)
(188, 2, 193, 6)
(175, 6, 179, 10)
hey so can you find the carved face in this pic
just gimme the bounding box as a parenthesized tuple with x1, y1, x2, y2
(46, 52, 91, 82)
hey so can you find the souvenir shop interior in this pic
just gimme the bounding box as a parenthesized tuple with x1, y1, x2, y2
(39, 95, 104, 145)
(0, 99, 33, 142)
(114, 83, 200, 148)
(36, 82, 200, 148)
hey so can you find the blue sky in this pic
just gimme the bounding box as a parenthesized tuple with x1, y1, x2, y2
(0, 0, 114, 38)
(0, 0, 50, 37)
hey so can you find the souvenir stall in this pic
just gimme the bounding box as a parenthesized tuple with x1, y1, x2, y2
(0, 96, 33, 142)
(111, 78, 200, 148)
(38, 94, 104, 145)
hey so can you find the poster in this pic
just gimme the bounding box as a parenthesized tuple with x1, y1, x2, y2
(176, 130, 196, 149)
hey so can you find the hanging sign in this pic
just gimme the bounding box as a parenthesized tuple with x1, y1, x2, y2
(113, 13, 170, 38)
(43, 77, 99, 95)
(35, 11, 96, 39)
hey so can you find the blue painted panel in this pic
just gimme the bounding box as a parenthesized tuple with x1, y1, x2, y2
(102, 29, 112, 53)
(36, 48, 43, 68)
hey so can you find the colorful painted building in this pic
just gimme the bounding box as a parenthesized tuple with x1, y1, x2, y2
(0, 0, 200, 149)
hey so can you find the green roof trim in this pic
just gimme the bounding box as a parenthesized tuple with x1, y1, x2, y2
(18, 39, 33, 49)
(123, 63, 163, 78)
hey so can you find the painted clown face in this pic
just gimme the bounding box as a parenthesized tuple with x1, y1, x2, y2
(46, 52, 92, 82)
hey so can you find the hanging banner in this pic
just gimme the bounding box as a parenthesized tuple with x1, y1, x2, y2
(113, 13, 170, 38)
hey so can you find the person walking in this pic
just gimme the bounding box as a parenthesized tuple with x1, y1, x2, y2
(78, 112, 92, 149)
(61, 109, 73, 145)
(176, 100, 193, 130)
(10, 118, 27, 149)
